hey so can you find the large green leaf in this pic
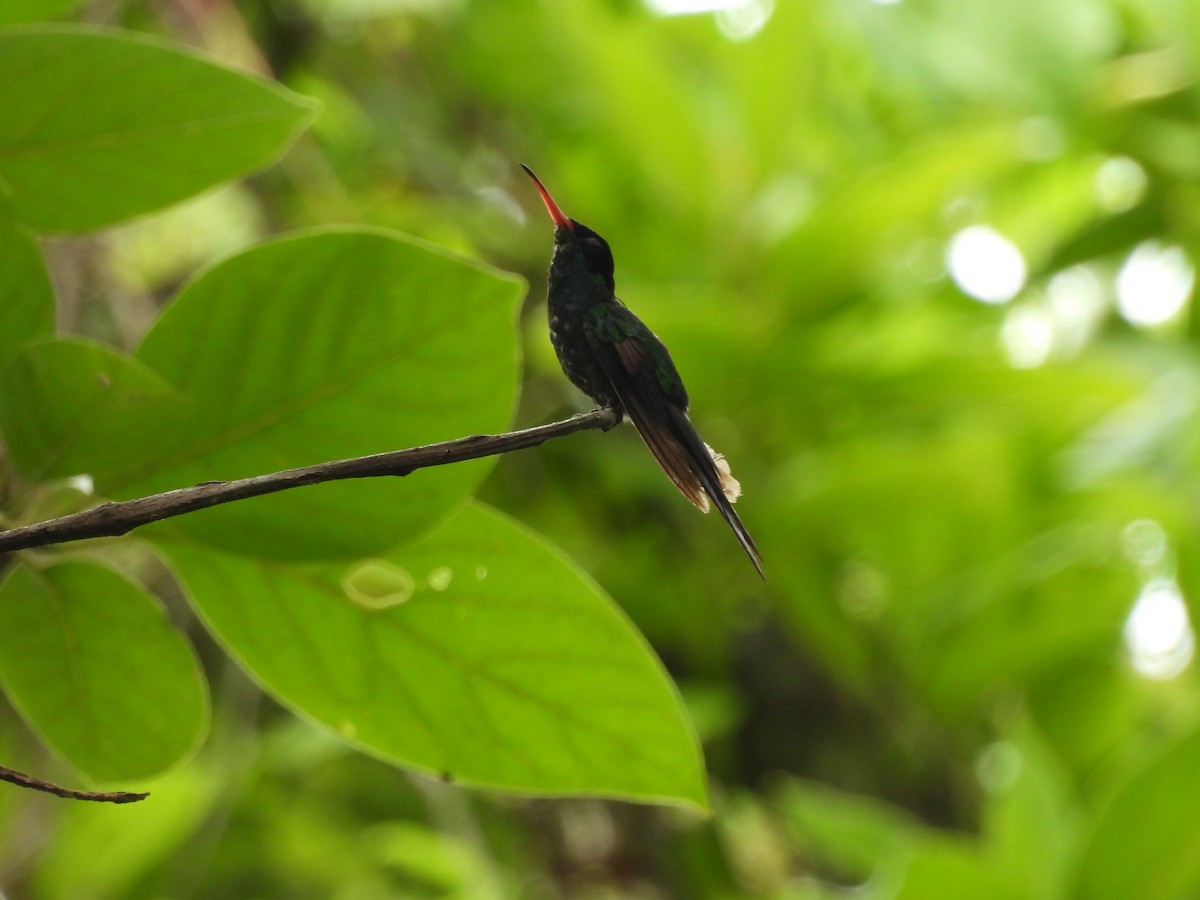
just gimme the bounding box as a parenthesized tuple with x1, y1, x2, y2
(0, 338, 184, 481)
(0, 26, 317, 233)
(0, 210, 54, 372)
(0, 559, 208, 781)
(1072, 726, 1200, 900)
(95, 228, 521, 560)
(158, 502, 708, 809)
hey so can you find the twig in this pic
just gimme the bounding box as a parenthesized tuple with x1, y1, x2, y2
(0, 408, 620, 554)
(0, 763, 148, 803)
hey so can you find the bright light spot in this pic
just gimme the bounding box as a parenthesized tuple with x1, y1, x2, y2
(1124, 578, 1194, 680)
(644, 0, 773, 39)
(1000, 304, 1054, 368)
(1121, 519, 1168, 568)
(475, 566, 488, 580)
(1047, 266, 1106, 354)
(338, 720, 357, 738)
(976, 741, 1022, 793)
(1115, 241, 1194, 327)
(427, 566, 454, 591)
(644, 0, 729, 11)
(947, 226, 1027, 304)
(1096, 156, 1148, 213)
(66, 474, 95, 495)
(716, 0, 773, 40)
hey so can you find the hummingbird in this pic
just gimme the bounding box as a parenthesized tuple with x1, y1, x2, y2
(521, 164, 763, 578)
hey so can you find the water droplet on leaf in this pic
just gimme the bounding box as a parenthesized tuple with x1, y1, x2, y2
(342, 559, 414, 610)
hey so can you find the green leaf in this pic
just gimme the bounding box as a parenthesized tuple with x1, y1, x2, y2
(0, 213, 54, 372)
(0, 0, 83, 26)
(0, 338, 184, 480)
(0, 26, 318, 233)
(159, 502, 708, 809)
(0, 560, 208, 781)
(895, 833, 1023, 900)
(982, 721, 1082, 900)
(112, 228, 522, 560)
(1072, 726, 1200, 900)
(776, 777, 920, 879)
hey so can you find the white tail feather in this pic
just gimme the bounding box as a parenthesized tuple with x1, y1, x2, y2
(704, 443, 742, 507)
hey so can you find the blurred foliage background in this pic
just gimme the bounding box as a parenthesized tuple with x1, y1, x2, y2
(6, 0, 1200, 896)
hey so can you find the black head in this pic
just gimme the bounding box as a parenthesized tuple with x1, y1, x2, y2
(522, 164, 616, 293)
(563, 219, 615, 292)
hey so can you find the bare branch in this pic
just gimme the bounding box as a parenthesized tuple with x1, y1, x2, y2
(0, 763, 148, 803)
(0, 408, 620, 554)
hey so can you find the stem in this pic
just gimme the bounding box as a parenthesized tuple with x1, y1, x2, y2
(0, 764, 148, 804)
(0, 408, 620, 554)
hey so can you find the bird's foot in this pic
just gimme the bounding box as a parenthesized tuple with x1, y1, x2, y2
(597, 406, 623, 431)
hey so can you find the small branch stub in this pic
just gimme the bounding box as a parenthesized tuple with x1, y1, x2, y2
(0, 764, 148, 804)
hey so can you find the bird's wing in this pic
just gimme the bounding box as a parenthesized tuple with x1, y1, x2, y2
(586, 307, 706, 510)
(585, 306, 764, 577)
